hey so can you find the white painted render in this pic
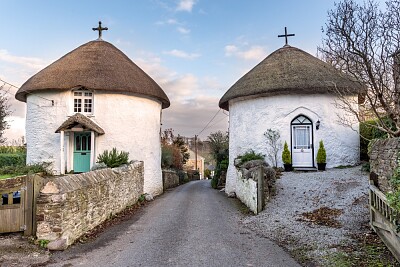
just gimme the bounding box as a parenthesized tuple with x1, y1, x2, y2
(25, 90, 163, 196)
(225, 94, 359, 194)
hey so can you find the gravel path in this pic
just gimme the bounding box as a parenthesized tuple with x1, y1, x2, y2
(242, 166, 370, 265)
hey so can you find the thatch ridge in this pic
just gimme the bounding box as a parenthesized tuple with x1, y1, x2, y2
(219, 45, 362, 110)
(55, 113, 105, 134)
(15, 40, 170, 109)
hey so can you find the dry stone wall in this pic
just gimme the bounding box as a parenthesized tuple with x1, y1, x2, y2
(36, 161, 144, 249)
(369, 138, 400, 193)
(162, 169, 180, 190)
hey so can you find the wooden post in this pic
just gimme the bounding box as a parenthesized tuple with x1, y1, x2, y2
(257, 166, 264, 214)
(195, 135, 198, 171)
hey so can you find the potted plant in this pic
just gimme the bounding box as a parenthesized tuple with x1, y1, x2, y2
(317, 140, 327, 171)
(282, 141, 292, 171)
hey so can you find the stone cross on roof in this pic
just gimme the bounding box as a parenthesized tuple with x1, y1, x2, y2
(278, 27, 295, 46)
(92, 21, 108, 40)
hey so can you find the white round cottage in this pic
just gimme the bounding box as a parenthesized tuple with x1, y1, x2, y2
(15, 39, 170, 196)
(219, 45, 362, 194)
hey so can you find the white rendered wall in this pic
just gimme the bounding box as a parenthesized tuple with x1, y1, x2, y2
(225, 94, 359, 194)
(25, 90, 163, 196)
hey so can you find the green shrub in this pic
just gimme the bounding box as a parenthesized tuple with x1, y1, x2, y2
(0, 162, 52, 176)
(387, 153, 400, 213)
(360, 118, 393, 160)
(237, 149, 264, 163)
(316, 140, 326, 164)
(161, 146, 173, 168)
(97, 148, 129, 168)
(0, 153, 26, 167)
(211, 177, 218, 189)
(282, 141, 291, 164)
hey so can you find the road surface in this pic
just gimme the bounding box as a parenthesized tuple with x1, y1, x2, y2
(48, 180, 300, 267)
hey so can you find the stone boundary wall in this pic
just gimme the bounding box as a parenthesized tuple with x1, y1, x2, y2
(162, 169, 180, 190)
(370, 138, 400, 193)
(36, 161, 144, 249)
(236, 170, 258, 213)
(234, 160, 276, 214)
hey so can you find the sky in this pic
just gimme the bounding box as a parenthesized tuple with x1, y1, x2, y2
(0, 0, 363, 142)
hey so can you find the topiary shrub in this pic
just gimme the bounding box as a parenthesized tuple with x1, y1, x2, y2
(97, 148, 129, 168)
(316, 140, 327, 164)
(282, 141, 291, 164)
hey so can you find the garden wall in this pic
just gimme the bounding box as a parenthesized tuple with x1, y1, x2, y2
(36, 161, 144, 249)
(162, 169, 180, 190)
(369, 138, 400, 193)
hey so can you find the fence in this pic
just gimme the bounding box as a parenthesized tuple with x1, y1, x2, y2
(369, 180, 400, 262)
(0, 174, 44, 235)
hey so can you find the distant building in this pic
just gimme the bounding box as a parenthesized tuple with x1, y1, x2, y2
(184, 149, 205, 179)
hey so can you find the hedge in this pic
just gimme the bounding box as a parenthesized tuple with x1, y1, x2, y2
(0, 153, 26, 167)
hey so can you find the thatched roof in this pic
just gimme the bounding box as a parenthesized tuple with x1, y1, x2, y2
(219, 45, 362, 110)
(55, 113, 105, 134)
(15, 40, 170, 109)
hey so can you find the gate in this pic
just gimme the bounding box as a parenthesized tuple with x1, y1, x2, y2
(369, 180, 400, 262)
(0, 174, 43, 235)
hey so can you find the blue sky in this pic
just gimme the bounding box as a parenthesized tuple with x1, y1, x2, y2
(0, 0, 358, 141)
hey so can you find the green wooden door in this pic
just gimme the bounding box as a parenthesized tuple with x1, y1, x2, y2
(73, 132, 91, 173)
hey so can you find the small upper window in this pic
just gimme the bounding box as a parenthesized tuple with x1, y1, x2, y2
(73, 89, 93, 114)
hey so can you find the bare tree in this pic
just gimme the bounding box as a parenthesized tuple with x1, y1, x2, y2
(0, 84, 10, 144)
(264, 129, 282, 168)
(319, 0, 400, 137)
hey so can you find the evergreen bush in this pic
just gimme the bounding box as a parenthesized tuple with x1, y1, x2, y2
(237, 149, 264, 163)
(97, 148, 129, 168)
(316, 140, 327, 164)
(282, 141, 291, 164)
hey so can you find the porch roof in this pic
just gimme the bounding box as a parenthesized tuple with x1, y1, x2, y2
(55, 113, 105, 135)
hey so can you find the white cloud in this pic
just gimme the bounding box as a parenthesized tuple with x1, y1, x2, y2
(176, 0, 196, 12)
(155, 18, 179, 25)
(164, 49, 200, 60)
(224, 45, 239, 56)
(224, 44, 267, 61)
(0, 49, 47, 71)
(177, 26, 190, 34)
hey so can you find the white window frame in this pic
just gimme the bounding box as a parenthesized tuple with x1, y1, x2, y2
(72, 89, 94, 114)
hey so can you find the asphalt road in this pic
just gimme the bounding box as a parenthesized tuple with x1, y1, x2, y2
(48, 180, 300, 267)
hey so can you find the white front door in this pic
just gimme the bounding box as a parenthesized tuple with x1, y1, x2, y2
(291, 124, 313, 167)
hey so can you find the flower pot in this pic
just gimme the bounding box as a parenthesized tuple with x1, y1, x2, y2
(317, 163, 326, 171)
(284, 164, 292, 172)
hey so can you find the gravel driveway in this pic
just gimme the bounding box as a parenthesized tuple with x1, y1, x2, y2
(242, 166, 370, 265)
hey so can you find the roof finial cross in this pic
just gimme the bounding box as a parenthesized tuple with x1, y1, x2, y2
(278, 27, 295, 46)
(92, 21, 108, 40)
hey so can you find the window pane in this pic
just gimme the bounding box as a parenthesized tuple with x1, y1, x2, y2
(82, 136, 87, 151)
(74, 92, 82, 96)
(75, 136, 81, 151)
(88, 135, 91, 151)
(295, 127, 310, 149)
(74, 99, 81, 112)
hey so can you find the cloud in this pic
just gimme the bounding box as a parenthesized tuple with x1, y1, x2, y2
(224, 44, 267, 61)
(155, 19, 179, 25)
(164, 49, 200, 60)
(176, 0, 196, 12)
(177, 26, 190, 34)
(0, 49, 47, 71)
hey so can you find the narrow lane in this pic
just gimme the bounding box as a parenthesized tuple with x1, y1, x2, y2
(49, 180, 300, 267)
